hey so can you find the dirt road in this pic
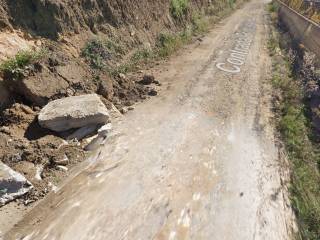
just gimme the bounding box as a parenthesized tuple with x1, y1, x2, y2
(6, 0, 295, 239)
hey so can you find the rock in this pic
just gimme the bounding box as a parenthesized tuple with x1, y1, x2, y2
(154, 80, 161, 86)
(66, 125, 98, 141)
(148, 89, 158, 96)
(84, 135, 106, 151)
(0, 126, 10, 135)
(20, 105, 34, 115)
(120, 107, 129, 114)
(98, 123, 112, 137)
(53, 154, 69, 166)
(38, 94, 110, 132)
(97, 74, 114, 100)
(56, 165, 68, 172)
(139, 75, 155, 85)
(119, 73, 126, 80)
(0, 162, 33, 206)
(109, 104, 122, 119)
(34, 165, 43, 181)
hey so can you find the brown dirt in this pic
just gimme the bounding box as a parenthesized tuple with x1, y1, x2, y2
(0, 103, 88, 203)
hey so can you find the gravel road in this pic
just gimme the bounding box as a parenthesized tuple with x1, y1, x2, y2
(6, 0, 295, 239)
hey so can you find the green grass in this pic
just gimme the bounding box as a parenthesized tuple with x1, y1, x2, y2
(268, 14, 320, 239)
(267, 1, 279, 13)
(170, 0, 189, 19)
(0, 49, 46, 79)
(86, 0, 239, 77)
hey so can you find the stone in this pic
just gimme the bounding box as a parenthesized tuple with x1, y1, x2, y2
(84, 135, 106, 151)
(148, 89, 158, 96)
(98, 123, 112, 137)
(66, 125, 98, 141)
(38, 94, 110, 132)
(97, 74, 114, 100)
(120, 107, 129, 114)
(0, 162, 33, 206)
(139, 75, 155, 85)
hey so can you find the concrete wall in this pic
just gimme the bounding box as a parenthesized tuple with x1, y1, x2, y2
(278, 0, 320, 57)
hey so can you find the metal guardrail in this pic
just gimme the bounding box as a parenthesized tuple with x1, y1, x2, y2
(276, 0, 320, 57)
(276, 0, 320, 27)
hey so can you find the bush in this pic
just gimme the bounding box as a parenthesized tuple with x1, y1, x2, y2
(170, 0, 189, 19)
(81, 38, 124, 70)
(0, 49, 46, 79)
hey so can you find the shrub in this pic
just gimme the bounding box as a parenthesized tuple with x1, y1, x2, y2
(81, 38, 124, 70)
(170, 0, 189, 19)
(0, 49, 46, 79)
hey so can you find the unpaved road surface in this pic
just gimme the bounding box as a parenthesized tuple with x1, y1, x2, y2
(6, 0, 295, 239)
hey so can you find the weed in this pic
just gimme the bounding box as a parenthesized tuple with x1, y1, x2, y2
(131, 48, 154, 63)
(170, 0, 189, 19)
(268, 11, 320, 239)
(81, 38, 124, 70)
(228, 0, 236, 9)
(192, 13, 209, 34)
(268, 1, 279, 13)
(0, 49, 47, 80)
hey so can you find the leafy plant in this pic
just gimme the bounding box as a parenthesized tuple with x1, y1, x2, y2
(170, 0, 189, 19)
(0, 49, 47, 80)
(268, 13, 320, 239)
(81, 38, 124, 70)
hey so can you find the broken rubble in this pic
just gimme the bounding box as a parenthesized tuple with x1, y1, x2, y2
(38, 94, 110, 132)
(66, 125, 98, 141)
(98, 123, 112, 137)
(0, 162, 33, 206)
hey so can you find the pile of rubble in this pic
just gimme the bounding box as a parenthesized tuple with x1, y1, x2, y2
(1, 94, 113, 205)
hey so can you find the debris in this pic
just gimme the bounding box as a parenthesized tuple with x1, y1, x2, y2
(38, 94, 110, 132)
(148, 89, 158, 96)
(84, 135, 106, 151)
(53, 154, 69, 166)
(34, 165, 44, 181)
(0, 126, 10, 135)
(120, 107, 129, 114)
(139, 75, 155, 85)
(0, 162, 33, 206)
(98, 123, 112, 137)
(48, 182, 58, 193)
(67, 125, 98, 141)
(56, 165, 68, 172)
(119, 73, 127, 80)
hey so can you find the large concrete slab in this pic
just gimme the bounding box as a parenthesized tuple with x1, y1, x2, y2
(38, 94, 110, 132)
(0, 162, 33, 206)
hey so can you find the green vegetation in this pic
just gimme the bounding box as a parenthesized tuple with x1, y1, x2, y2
(268, 3, 320, 239)
(170, 0, 189, 19)
(267, 0, 279, 13)
(0, 49, 46, 79)
(83, 0, 242, 77)
(81, 38, 124, 70)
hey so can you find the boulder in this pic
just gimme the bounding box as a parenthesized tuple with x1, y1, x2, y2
(0, 162, 33, 206)
(38, 94, 110, 132)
